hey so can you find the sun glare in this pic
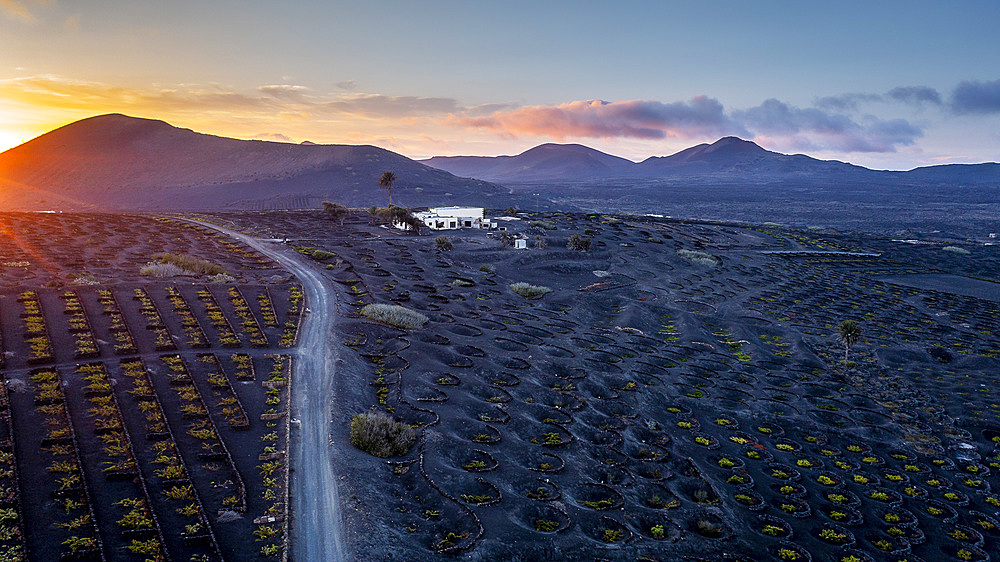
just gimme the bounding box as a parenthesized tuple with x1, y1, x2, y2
(0, 131, 23, 153)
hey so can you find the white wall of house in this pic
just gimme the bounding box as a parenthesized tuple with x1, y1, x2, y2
(414, 207, 495, 230)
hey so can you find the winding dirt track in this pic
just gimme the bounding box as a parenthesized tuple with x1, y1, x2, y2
(178, 219, 346, 562)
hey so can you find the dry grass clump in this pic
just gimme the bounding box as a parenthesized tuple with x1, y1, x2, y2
(678, 249, 718, 267)
(139, 262, 186, 277)
(350, 411, 416, 457)
(510, 282, 552, 298)
(360, 303, 428, 329)
(141, 253, 226, 277)
(208, 273, 236, 283)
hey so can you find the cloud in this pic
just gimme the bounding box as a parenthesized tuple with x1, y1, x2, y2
(320, 94, 460, 117)
(814, 93, 882, 111)
(252, 132, 293, 142)
(886, 86, 942, 106)
(735, 99, 922, 152)
(0, 75, 464, 120)
(258, 84, 311, 101)
(951, 79, 1000, 114)
(816, 86, 943, 111)
(1, 0, 33, 21)
(454, 95, 919, 152)
(456, 97, 746, 141)
(336, 80, 357, 91)
(0, 75, 273, 112)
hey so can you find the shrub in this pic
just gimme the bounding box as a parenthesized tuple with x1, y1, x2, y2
(434, 236, 454, 251)
(310, 249, 336, 260)
(360, 303, 428, 329)
(567, 234, 592, 251)
(139, 262, 186, 278)
(528, 220, 556, 230)
(141, 253, 228, 279)
(678, 249, 718, 267)
(350, 411, 416, 457)
(510, 282, 551, 298)
(151, 253, 225, 275)
(534, 519, 559, 532)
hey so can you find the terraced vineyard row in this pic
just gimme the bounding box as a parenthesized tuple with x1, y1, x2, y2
(0, 282, 301, 561)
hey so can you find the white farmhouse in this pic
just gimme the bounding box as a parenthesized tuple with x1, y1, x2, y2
(413, 206, 497, 230)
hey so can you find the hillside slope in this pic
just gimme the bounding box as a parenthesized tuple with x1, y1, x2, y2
(0, 114, 507, 210)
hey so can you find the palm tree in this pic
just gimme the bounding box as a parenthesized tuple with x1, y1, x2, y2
(837, 320, 861, 363)
(379, 171, 397, 207)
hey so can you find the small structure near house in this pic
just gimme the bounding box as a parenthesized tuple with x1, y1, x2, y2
(514, 238, 528, 250)
(413, 206, 497, 230)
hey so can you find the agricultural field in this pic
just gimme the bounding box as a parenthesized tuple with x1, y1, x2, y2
(0, 213, 301, 561)
(206, 209, 1000, 561)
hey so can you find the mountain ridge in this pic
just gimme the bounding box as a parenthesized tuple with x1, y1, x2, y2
(422, 137, 999, 185)
(0, 113, 508, 211)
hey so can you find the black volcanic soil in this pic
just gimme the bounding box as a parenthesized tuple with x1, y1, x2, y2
(203, 210, 1000, 561)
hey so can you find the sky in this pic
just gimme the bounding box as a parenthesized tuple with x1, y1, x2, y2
(1, 0, 999, 169)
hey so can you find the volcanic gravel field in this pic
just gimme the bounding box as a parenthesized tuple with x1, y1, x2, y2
(197, 210, 1000, 562)
(3, 209, 1000, 562)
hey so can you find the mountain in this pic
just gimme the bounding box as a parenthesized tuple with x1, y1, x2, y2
(421, 143, 635, 182)
(0, 114, 508, 211)
(423, 136, 999, 187)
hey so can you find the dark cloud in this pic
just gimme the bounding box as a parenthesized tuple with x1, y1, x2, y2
(815, 93, 881, 111)
(817, 86, 943, 111)
(456, 97, 746, 140)
(735, 99, 922, 152)
(951, 79, 1000, 114)
(886, 86, 942, 106)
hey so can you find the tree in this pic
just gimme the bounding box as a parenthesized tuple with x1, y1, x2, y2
(379, 171, 397, 206)
(371, 204, 421, 234)
(321, 201, 349, 225)
(837, 320, 861, 363)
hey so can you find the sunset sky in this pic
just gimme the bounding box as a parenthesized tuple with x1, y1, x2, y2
(2, 1, 998, 169)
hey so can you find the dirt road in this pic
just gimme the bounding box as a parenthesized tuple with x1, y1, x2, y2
(179, 219, 345, 561)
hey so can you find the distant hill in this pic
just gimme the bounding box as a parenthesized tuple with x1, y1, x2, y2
(422, 143, 635, 182)
(0, 114, 508, 211)
(423, 136, 999, 187)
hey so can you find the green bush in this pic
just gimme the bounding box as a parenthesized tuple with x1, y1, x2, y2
(510, 282, 552, 298)
(360, 303, 428, 329)
(310, 249, 336, 260)
(350, 411, 416, 457)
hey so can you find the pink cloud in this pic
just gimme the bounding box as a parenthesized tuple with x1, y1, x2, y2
(454, 97, 745, 141)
